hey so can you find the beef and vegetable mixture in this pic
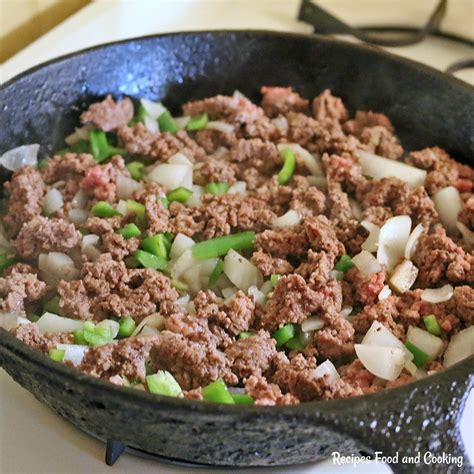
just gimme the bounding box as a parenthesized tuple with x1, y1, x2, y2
(0, 87, 473, 405)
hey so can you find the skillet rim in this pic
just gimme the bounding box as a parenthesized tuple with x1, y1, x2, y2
(0, 29, 473, 415)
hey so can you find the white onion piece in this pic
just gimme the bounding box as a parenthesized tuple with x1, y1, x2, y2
(421, 284, 454, 303)
(349, 198, 363, 221)
(140, 99, 166, 120)
(168, 152, 193, 166)
(140, 326, 160, 337)
(361, 220, 380, 253)
(56, 343, 88, 366)
(0, 223, 11, 250)
(0, 313, 29, 330)
(272, 210, 300, 228)
(271, 116, 289, 132)
(199, 258, 218, 277)
(247, 285, 265, 304)
(65, 126, 91, 145)
(233, 90, 247, 99)
(443, 326, 474, 367)
(457, 222, 474, 248)
(404, 223, 424, 259)
(361, 321, 412, 361)
(352, 250, 382, 275)
(357, 150, 426, 187)
(96, 319, 120, 339)
(377, 215, 412, 272)
(132, 313, 165, 337)
(406, 326, 444, 360)
(186, 185, 203, 207)
(43, 189, 64, 216)
(116, 175, 142, 200)
(206, 121, 235, 134)
(228, 181, 247, 196)
(389, 260, 418, 294)
(355, 344, 406, 381)
(116, 200, 127, 215)
(37, 312, 83, 335)
(81, 234, 101, 260)
(183, 265, 202, 295)
(340, 306, 353, 318)
(277, 143, 323, 176)
(148, 163, 192, 190)
(404, 359, 418, 376)
(306, 175, 327, 188)
(221, 286, 238, 299)
(224, 249, 263, 292)
(144, 115, 159, 133)
(0, 144, 39, 171)
(176, 294, 190, 306)
(378, 284, 392, 301)
(301, 316, 325, 332)
(174, 116, 191, 130)
(260, 280, 273, 295)
(170, 249, 199, 280)
(432, 186, 463, 235)
(313, 360, 340, 382)
(39, 252, 79, 283)
(71, 190, 88, 209)
(169, 233, 194, 259)
(68, 209, 88, 225)
(332, 270, 344, 281)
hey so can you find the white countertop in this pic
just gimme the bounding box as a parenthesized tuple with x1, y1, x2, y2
(0, 1, 473, 473)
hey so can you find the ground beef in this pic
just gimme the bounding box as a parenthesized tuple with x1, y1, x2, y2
(149, 330, 236, 390)
(12, 216, 81, 259)
(230, 138, 280, 175)
(359, 125, 404, 159)
(0, 263, 46, 313)
(290, 176, 326, 218)
(194, 158, 236, 185)
(295, 250, 334, 290)
(261, 86, 309, 117)
(323, 152, 364, 192)
(193, 129, 237, 153)
(81, 95, 134, 132)
(452, 286, 474, 324)
(412, 227, 473, 287)
(225, 330, 276, 379)
(362, 206, 393, 226)
(314, 313, 355, 360)
(251, 250, 294, 276)
(244, 375, 299, 405)
(79, 336, 156, 383)
(3, 167, 45, 237)
(11, 323, 74, 353)
(344, 266, 386, 305)
(343, 110, 394, 135)
(458, 195, 474, 229)
(312, 89, 348, 122)
(182, 94, 264, 124)
(339, 359, 378, 395)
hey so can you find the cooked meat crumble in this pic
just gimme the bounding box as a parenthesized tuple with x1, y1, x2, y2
(1, 88, 472, 406)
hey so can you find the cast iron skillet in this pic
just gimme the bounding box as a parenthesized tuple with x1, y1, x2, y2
(0, 31, 473, 473)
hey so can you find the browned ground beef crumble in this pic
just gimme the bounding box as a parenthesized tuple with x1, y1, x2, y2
(2, 87, 473, 405)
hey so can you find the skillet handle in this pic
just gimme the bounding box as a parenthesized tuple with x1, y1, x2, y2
(329, 358, 473, 473)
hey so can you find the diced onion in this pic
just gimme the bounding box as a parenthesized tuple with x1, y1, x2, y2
(272, 210, 300, 228)
(174, 116, 191, 130)
(361, 321, 412, 361)
(0, 312, 29, 331)
(116, 175, 142, 199)
(140, 326, 160, 337)
(221, 286, 238, 299)
(406, 326, 444, 360)
(223, 249, 263, 292)
(432, 186, 462, 235)
(349, 199, 363, 221)
(116, 200, 128, 215)
(183, 264, 204, 295)
(64, 126, 91, 145)
(271, 116, 289, 132)
(404, 359, 418, 376)
(168, 152, 193, 166)
(43, 189, 64, 216)
(340, 306, 353, 318)
(71, 190, 88, 209)
(144, 115, 159, 133)
(233, 90, 247, 99)
(457, 221, 474, 248)
(169, 233, 195, 259)
(170, 249, 199, 280)
(443, 326, 474, 367)
(39, 252, 80, 284)
(206, 121, 235, 134)
(352, 250, 382, 275)
(0, 144, 39, 171)
(37, 312, 83, 335)
(357, 150, 426, 187)
(247, 285, 265, 304)
(355, 344, 406, 381)
(389, 259, 418, 294)
(277, 143, 323, 176)
(140, 99, 167, 120)
(147, 163, 192, 190)
(228, 181, 247, 196)
(377, 215, 412, 272)
(186, 185, 203, 207)
(81, 234, 101, 260)
(361, 220, 380, 253)
(313, 360, 340, 382)
(56, 343, 88, 366)
(378, 284, 392, 301)
(176, 294, 190, 306)
(96, 319, 120, 339)
(421, 284, 454, 303)
(301, 315, 325, 332)
(132, 313, 165, 337)
(306, 175, 327, 188)
(332, 270, 344, 281)
(260, 280, 273, 295)
(404, 223, 424, 259)
(68, 209, 89, 225)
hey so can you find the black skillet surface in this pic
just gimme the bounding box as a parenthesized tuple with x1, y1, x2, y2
(0, 31, 473, 473)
